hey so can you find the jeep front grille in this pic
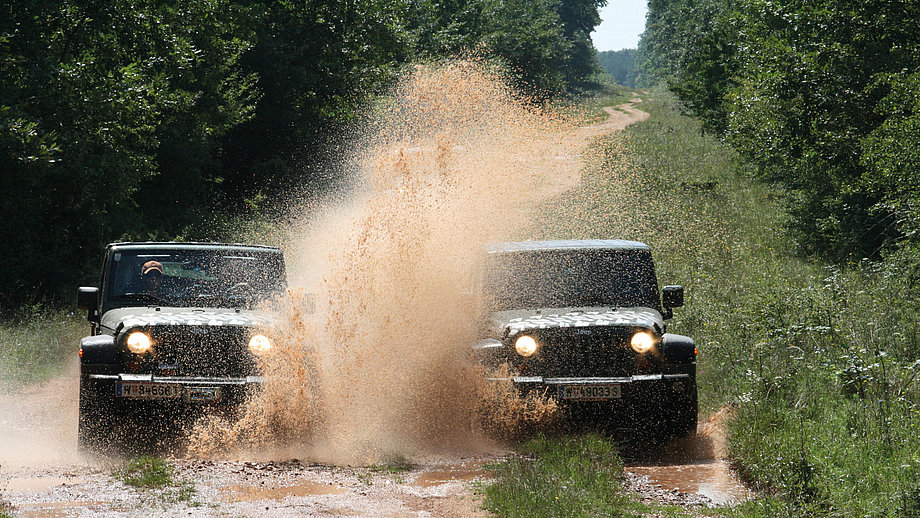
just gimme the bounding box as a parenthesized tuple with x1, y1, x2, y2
(517, 327, 641, 377)
(143, 325, 258, 377)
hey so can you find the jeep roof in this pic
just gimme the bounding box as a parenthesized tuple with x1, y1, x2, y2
(486, 239, 651, 253)
(107, 242, 282, 253)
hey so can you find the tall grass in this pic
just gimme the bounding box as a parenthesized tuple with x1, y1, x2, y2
(511, 87, 920, 516)
(0, 305, 85, 389)
(481, 434, 642, 517)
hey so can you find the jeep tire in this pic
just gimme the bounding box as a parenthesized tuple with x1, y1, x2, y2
(668, 388, 698, 438)
(77, 375, 116, 454)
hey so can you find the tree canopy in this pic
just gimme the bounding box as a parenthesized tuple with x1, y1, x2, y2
(638, 0, 920, 261)
(0, 0, 607, 307)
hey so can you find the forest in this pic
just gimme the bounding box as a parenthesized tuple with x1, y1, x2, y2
(638, 0, 920, 263)
(0, 0, 606, 310)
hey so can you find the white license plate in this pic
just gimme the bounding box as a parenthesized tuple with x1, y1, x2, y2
(116, 382, 183, 399)
(558, 384, 621, 401)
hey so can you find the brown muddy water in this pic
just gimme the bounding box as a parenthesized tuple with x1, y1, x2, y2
(624, 408, 753, 506)
(220, 479, 347, 502)
(628, 460, 753, 505)
(187, 61, 584, 464)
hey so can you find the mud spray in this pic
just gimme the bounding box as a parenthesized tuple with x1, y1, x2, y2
(188, 62, 604, 464)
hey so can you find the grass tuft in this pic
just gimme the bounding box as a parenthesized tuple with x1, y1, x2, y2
(120, 456, 175, 488)
(118, 456, 197, 505)
(482, 434, 637, 517)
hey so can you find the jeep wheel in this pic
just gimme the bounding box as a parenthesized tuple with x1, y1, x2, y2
(78, 376, 116, 454)
(668, 389, 698, 438)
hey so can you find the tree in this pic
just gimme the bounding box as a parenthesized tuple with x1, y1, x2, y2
(598, 49, 637, 87)
(0, 0, 257, 303)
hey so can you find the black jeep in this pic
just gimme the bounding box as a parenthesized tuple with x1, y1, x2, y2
(76, 242, 286, 453)
(473, 240, 697, 437)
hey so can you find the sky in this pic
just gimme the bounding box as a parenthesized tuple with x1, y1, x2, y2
(592, 0, 648, 52)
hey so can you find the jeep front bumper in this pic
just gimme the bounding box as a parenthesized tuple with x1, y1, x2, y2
(86, 373, 264, 403)
(487, 373, 694, 401)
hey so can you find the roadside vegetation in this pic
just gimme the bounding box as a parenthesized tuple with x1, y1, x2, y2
(483, 90, 920, 517)
(550, 81, 636, 127)
(481, 434, 638, 517)
(0, 490, 12, 518)
(118, 456, 197, 505)
(0, 307, 83, 388)
(639, 0, 920, 264)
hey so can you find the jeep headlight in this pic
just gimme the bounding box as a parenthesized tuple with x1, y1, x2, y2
(630, 331, 655, 354)
(515, 335, 538, 357)
(126, 332, 152, 354)
(249, 334, 272, 354)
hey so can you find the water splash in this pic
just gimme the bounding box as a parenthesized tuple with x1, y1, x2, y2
(190, 61, 589, 463)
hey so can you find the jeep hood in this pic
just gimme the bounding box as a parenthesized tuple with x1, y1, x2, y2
(487, 307, 664, 337)
(101, 306, 275, 332)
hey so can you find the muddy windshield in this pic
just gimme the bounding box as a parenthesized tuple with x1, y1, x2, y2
(484, 249, 660, 311)
(105, 249, 285, 310)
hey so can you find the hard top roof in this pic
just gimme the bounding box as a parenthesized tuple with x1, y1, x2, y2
(487, 239, 650, 253)
(106, 241, 281, 254)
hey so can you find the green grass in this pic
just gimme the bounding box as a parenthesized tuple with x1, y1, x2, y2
(368, 455, 416, 474)
(0, 306, 85, 388)
(549, 80, 636, 126)
(118, 456, 197, 504)
(488, 87, 920, 516)
(120, 456, 176, 488)
(481, 434, 637, 517)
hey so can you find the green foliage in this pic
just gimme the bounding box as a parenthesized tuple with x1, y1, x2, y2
(482, 434, 638, 517)
(0, 307, 85, 387)
(121, 456, 175, 488)
(119, 456, 197, 504)
(860, 71, 920, 242)
(597, 49, 637, 88)
(0, 0, 610, 310)
(219, 0, 413, 202)
(0, 0, 258, 305)
(638, 0, 920, 261)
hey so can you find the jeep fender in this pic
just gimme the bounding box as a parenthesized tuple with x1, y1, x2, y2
(659, 333, 696, 364)
(80, 335, 117, 365)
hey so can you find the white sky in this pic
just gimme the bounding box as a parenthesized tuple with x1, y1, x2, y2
(592, 0, 648, 52)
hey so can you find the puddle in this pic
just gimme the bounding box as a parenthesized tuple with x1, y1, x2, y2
(413, 464, 487, 487)
(627, 460, 752, 505)
(221, 479, 347, 502)
(3, 477, 89, 492)
(16, 500, 107, 518)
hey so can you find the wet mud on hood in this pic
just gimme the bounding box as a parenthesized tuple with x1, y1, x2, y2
(101, 306, 275, 331)
(487, 307, 664, 337)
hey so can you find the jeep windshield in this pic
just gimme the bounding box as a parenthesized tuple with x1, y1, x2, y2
(105, 249, 285, 309)
(483, 249, 660, 311)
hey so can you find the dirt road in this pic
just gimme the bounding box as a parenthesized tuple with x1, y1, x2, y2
(0, 96, 750, 516)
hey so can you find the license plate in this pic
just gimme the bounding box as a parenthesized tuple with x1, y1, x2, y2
(558, 384, 621, 401)
(116, 382, 183, 399)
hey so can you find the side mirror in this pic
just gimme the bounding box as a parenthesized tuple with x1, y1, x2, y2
(662, 285, 684, 309)
(77, 287, 99, 311)
(77, 287, 99, 323)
